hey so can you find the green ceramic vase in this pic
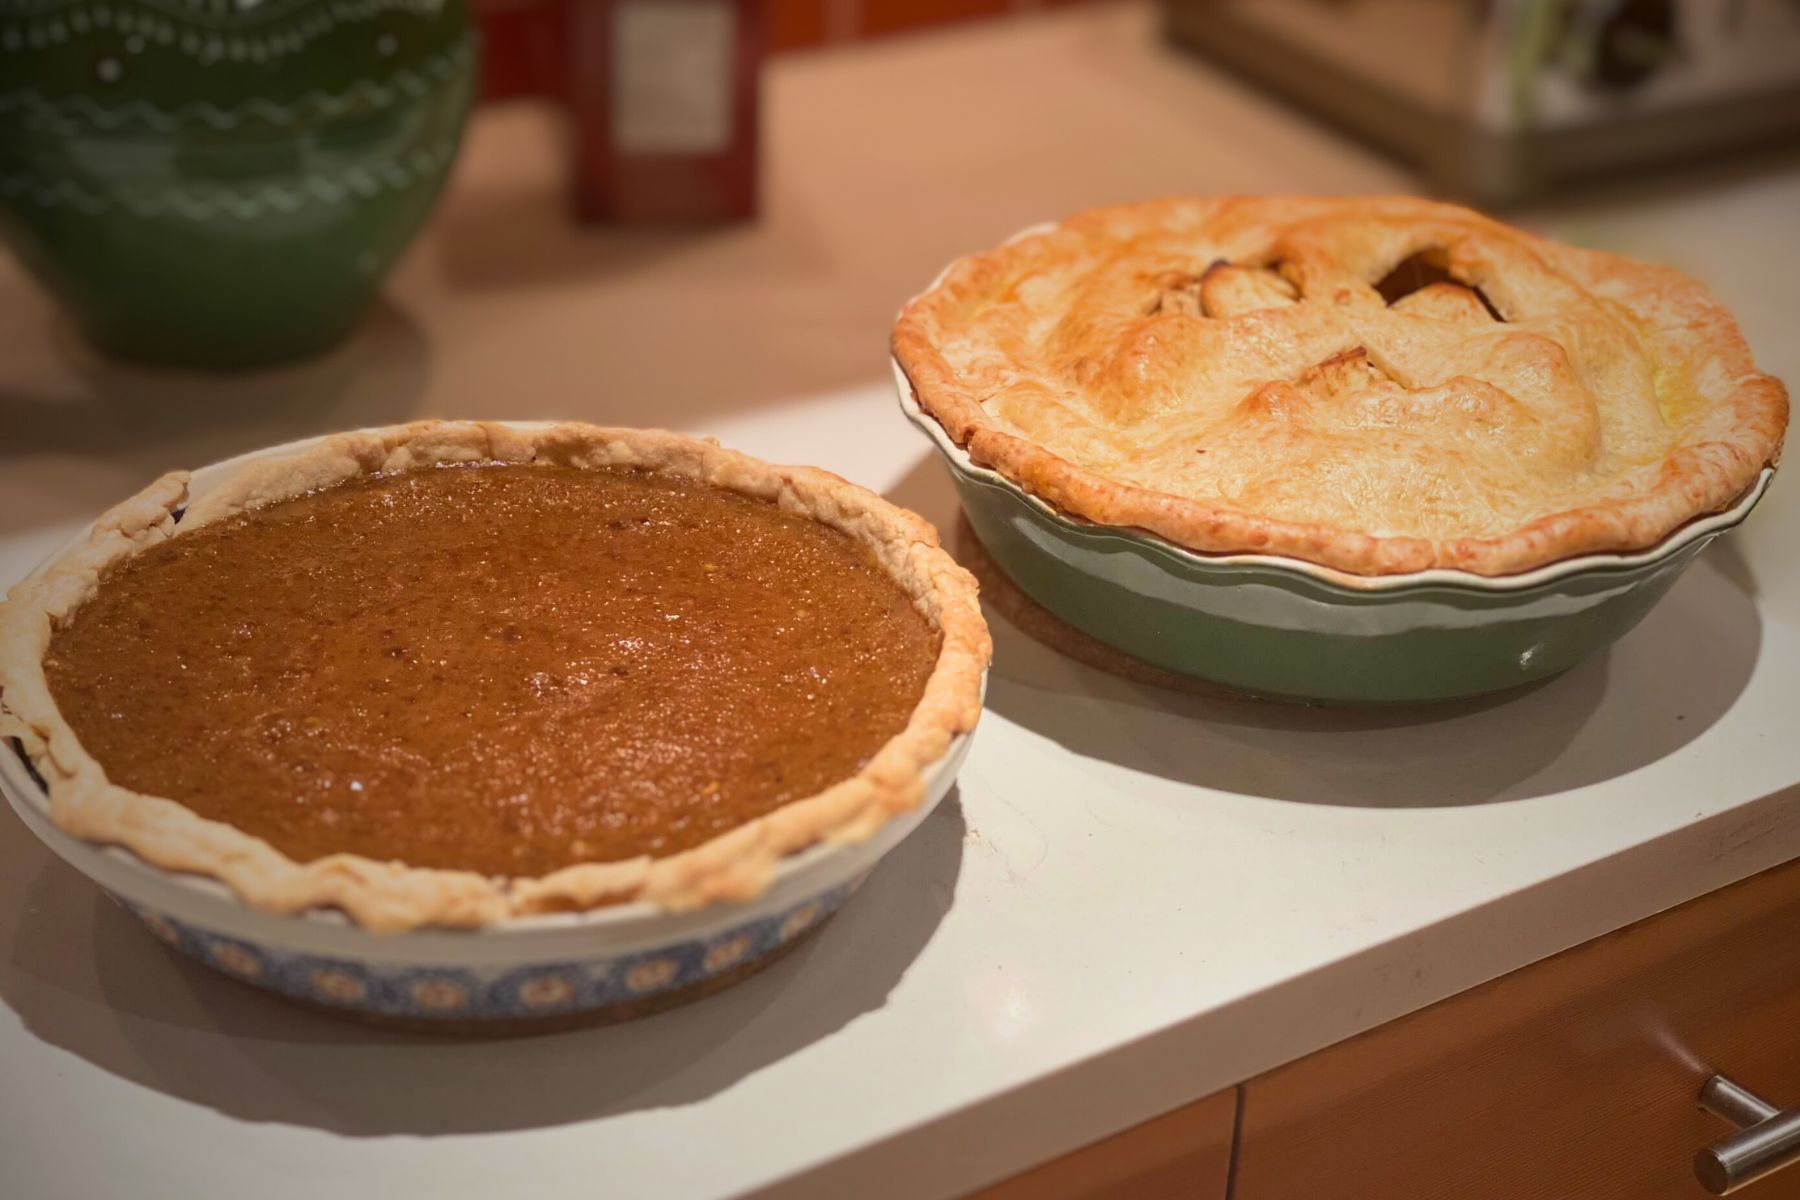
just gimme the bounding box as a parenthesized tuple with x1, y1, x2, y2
(0, 0, 473, 368)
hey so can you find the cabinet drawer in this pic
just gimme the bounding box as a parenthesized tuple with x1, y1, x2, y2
(963, 1086, 1235, 1200)
(1235, 856, 1800, 1200)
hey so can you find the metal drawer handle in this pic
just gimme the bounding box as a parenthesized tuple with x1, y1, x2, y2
(1697, 1075, 1800, 1194)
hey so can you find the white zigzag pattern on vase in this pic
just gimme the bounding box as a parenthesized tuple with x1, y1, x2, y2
(0, 0, 445, 28)
(0, 36, 469, 133)
(0, 133, 457, 218)
(0, 0, 449, 58)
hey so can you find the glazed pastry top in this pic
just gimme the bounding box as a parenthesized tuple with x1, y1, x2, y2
(894, 196, 1787, 574)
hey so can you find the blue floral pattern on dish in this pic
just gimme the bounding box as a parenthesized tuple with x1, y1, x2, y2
(114, 883, 853, 1022)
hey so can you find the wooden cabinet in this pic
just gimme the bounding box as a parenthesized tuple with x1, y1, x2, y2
(964, 1087, 1236, 1200)
(1234, 856, 1800, 1200)
(968, 857, 1800, 1199)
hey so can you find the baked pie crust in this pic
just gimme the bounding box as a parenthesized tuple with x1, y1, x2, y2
(0, 422, 990, 932)
(894, 196, 1787, 575)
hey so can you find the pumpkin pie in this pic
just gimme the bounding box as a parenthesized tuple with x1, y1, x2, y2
(893, 196, 1787, 575)
(0, 422, 990, 931)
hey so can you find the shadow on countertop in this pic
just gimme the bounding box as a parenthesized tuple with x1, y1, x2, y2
(886, 452, 1764, 810)
(0, 300, 431, 539)
(0, 789, 965, 1136)
(431, 171, 835, 294)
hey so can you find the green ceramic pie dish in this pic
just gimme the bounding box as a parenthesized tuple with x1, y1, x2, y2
(893, 360, 1773, 704)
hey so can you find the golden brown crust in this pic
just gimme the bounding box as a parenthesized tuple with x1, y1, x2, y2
(0, 421, 991, 932)
(893, 196, 1787, 576)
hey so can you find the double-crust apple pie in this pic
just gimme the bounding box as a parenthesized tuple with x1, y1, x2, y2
(893, 196, 1786, 575)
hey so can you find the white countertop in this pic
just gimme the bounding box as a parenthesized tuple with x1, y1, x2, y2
(5, 378, 1800, 1200)
(4, 6, 1800, 1198)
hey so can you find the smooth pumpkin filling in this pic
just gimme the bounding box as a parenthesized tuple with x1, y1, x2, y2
(44, 463, 940, 878)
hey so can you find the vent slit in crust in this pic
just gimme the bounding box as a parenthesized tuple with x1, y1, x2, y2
(1375, 248, 1506, 322)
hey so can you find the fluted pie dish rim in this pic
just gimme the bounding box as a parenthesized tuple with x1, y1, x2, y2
(896, 358, 1774, 597)
(891, 196, 1787, 578)
(0, 421, 992, 934)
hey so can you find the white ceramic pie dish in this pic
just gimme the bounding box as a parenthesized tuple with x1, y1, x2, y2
(0, 426, 982, 1030)
(1, 730, 971, 1028)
